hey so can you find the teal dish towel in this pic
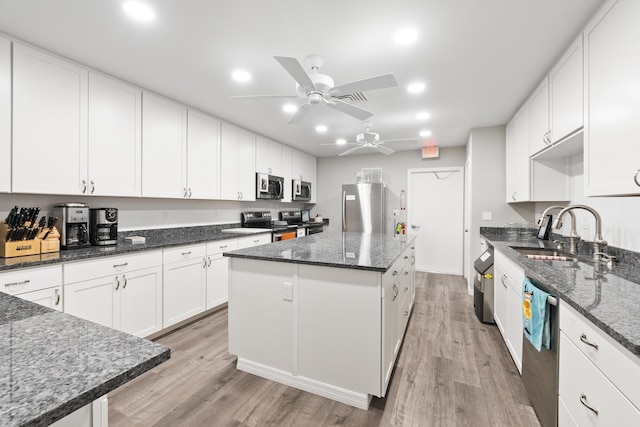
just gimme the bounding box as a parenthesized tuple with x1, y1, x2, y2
(522, 278, 551, 352)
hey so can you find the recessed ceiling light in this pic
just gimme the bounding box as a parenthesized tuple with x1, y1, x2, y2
(420, 130, 432, 137)
(408, 82, 426, 93)
(231, 70, 251, 83)
(283, 104, 297, 113)
(336, 138, 347, 145)
(315, 125, 328, 133)
(416, 111, 431, 120)
(394, 28, 418, 45)
(122, 1, 155, 22)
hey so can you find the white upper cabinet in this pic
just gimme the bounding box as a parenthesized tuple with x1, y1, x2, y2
(12, 43, 88, 195)
(187, 110, 220, 200)
(220, 122, 256, 201)
(549, 35, 583, 144)
(88, 72, 142, 197)
(255, 135, 282, 176)
(584, 0, 640, 196)
(528, 77, 550, 156)
(0, 36, 9, 193)
(142, 92, 188, 198)
(506, 103, 531, 203)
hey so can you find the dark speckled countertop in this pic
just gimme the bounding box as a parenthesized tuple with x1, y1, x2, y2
(0, 224, 269, 273)
(481, 228, 640, 358)
(0, 293, 170, 427)
(224, 232, 416, 272)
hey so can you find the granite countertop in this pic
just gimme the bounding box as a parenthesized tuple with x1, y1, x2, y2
(0, 293, 170, 427)
(224, 231, 416, 272)
(481, 228, 640, 357)
(0, 225, 272, 273)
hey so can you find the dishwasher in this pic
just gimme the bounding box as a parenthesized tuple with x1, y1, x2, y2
(521, 279, 559, 427)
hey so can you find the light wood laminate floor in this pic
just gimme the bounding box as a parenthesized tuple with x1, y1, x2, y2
(109, 272, 541, 426)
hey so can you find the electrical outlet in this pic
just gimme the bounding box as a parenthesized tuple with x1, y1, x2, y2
(282, 282, 292, 301)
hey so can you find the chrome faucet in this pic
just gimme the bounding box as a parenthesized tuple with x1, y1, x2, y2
(554, 205, 607, 261)
(540, 205, 579, 254)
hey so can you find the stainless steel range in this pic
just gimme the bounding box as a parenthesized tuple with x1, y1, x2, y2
(241, 211, 297, 242)
(279, 210, 323, 236)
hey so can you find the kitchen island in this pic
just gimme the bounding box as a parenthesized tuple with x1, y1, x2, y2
(224, 232, 416, 409)
(0, 293, 169, 427)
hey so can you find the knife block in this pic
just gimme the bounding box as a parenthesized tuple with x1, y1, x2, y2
(0, 221, 42, 258)
(38, 227, 60, 254)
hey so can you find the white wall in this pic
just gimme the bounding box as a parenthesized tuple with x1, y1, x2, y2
(467, 126, 533, 257)
(0, 193, 310, 231)
(315, 147, 467, 233)
(536, 154, 640, 252)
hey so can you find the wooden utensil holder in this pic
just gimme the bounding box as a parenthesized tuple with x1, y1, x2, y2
(38, 226, 60, 254)
(0, 221, 41, 258)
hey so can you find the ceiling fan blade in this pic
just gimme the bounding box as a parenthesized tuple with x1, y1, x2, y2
(329, 73, 398, 96)
(287, 103, 312, 124)
(374, 144, 395, 155)
(380, 139, 418, 144)
(321, 142, 359, 146)
(274, 56, 316, 91)
(231, 94, 299, 100)
(326, 99, 373, 121)
(338, 145, 364, 156)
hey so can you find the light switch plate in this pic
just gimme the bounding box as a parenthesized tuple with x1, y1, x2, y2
(282, 282, 292, 301)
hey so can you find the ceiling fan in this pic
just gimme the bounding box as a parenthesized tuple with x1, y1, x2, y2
(232, 55, 398, 124)
(323, 121, 417, 156)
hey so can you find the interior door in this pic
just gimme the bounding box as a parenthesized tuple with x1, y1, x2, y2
(407, 167, 464, 275)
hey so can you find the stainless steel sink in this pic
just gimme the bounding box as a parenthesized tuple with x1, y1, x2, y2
(509, 246, 578, 261)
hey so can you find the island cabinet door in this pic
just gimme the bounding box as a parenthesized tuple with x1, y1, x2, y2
(297, 265, 382, 395)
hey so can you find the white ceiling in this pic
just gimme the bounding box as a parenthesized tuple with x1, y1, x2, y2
(0, 0, 604, 157)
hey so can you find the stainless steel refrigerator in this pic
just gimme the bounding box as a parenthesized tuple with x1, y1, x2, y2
(342, 183, 387, 233)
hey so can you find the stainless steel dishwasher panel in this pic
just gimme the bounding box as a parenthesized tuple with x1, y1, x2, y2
(521, 293, 559, 427)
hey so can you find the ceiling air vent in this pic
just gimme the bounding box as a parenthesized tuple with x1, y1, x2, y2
(333, 92, 368, 102)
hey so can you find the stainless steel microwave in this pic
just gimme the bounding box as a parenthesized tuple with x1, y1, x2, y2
(292, 179, 311, 202)
(256, 173, 284, 200)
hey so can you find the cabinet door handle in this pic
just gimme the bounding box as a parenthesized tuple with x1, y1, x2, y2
(188, 188, 192, 198)
(90, 180, 95, 194)
(404, 286, 409, 292)
(404, 271, 409, 276)
(54, 288, 61, 306)
(634, 169, 640, 187)
(392, 284, 398, 301)
(184, 188, 188, 198)
(115, 276, 120, 290)
(511, 192, 517, 201)
(4, 279, 30, 287)
(579, 333, 599, 350)
(579, 393, 599, 415)
(392, 270, 398, 276)
(207, 256, 212, 267)
(501, 275, 508, 288)
(203, 258, 207, 268)
(404, 311, 409, 317)
(82, 179, 87, 194)
(122, 274, 128, 289)
(182, 251, 192, 256)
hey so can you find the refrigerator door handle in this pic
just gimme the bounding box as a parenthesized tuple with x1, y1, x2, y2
(342, 190, 346, 231)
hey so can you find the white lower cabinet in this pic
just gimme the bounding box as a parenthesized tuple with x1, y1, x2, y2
(64, 251, 163, 338)
(163, 244, 207, 328)
(0, 265, 63, 311)
(559, 302, 640, 425)
(493, 249, 524, 373)
(206, 238, 238, 310)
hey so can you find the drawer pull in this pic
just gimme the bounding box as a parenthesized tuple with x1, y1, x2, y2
(182, 251, 192, 256)
(113, 262, 128, 268)
(580, 333, 599, 350)
(404, 271, 409, 276)
(404, 255, 409, 260)
(4, 279, 30, 287)
(392, 270, 398, 276)
(55, 289, 61, 306)
(220, 245, 228, 249)
(579, 393, 599, 415)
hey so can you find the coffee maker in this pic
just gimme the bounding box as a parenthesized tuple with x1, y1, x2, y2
(53, 203, 91, 249)
(89, 208, 118, 246)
